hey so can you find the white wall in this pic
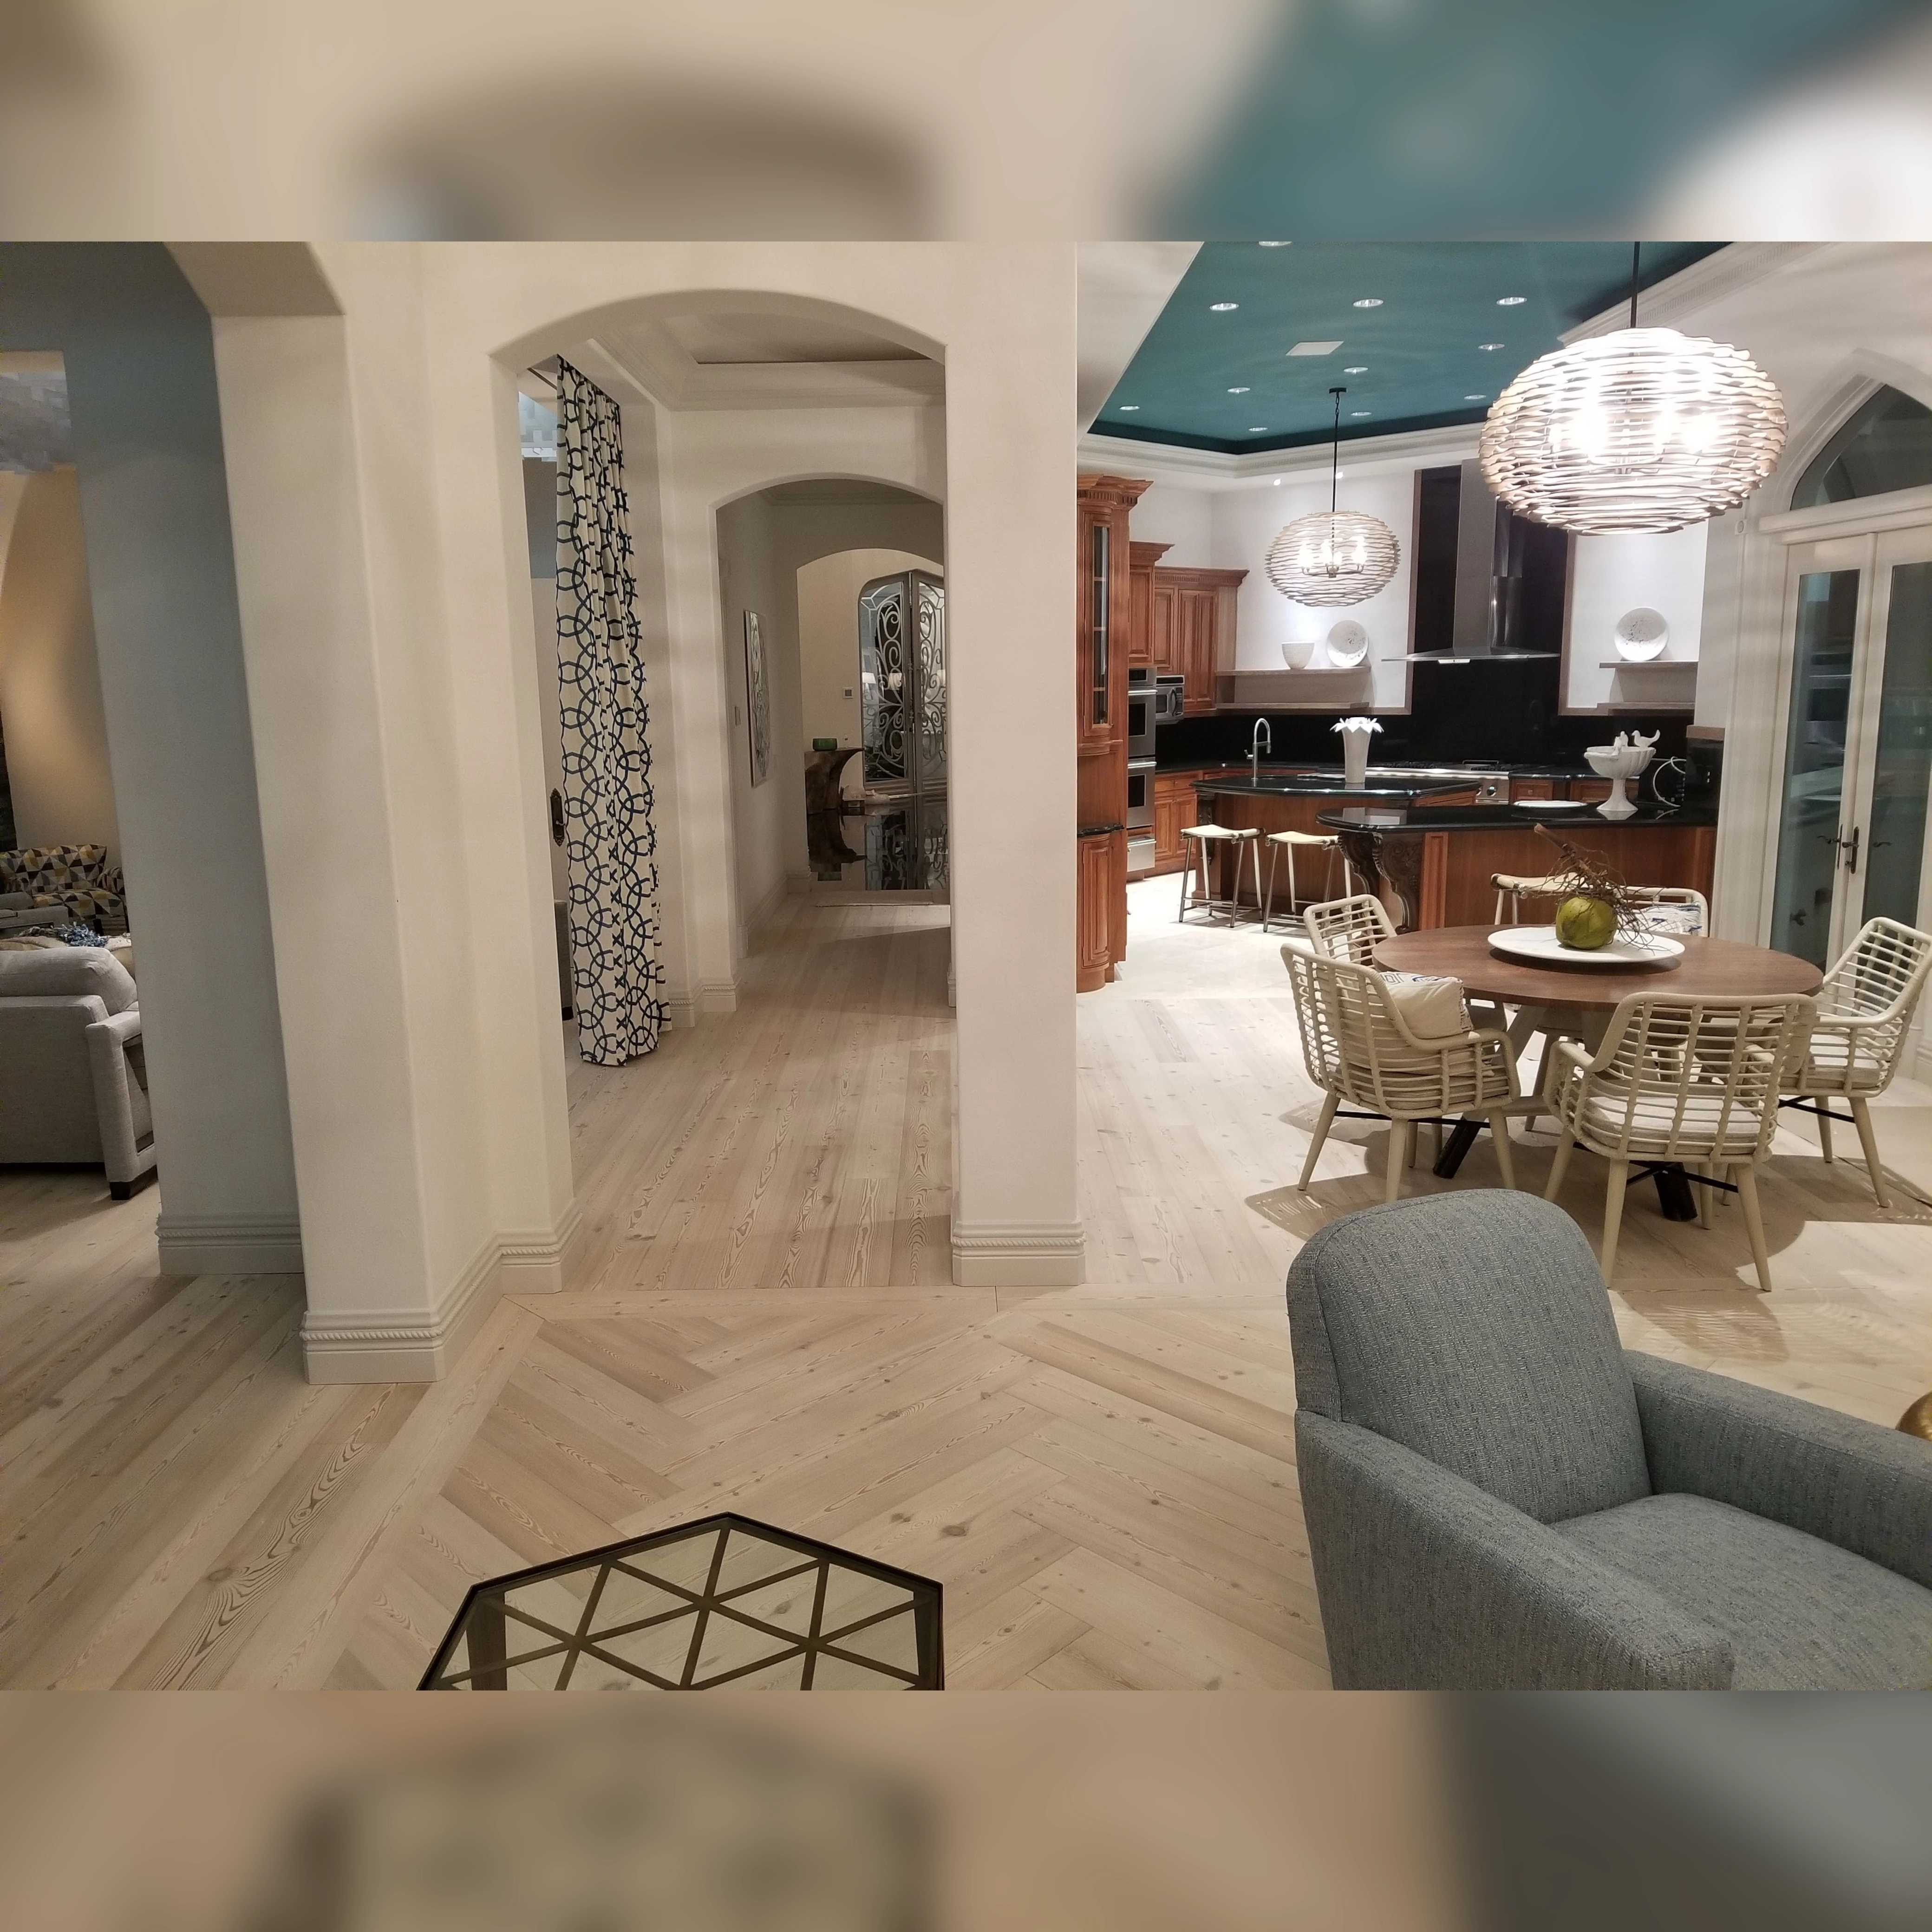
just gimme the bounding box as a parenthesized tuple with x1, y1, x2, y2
(1565, 525, 1708, 712)
(0, 466, 123, 863)
(1129, 479, 1214, 566)
(716, 490, 789, 942)
(1213, 469, 1417, 709)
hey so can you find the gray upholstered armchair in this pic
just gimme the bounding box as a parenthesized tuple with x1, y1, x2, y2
(0, 948, 157, 1196)
(1287, 1191, 1932, 1689)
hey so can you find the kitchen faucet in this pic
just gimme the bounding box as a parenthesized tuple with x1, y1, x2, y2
(1249, 717, 1272, 784)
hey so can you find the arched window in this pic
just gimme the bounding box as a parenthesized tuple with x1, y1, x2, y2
(1791, 385, 1932, 508)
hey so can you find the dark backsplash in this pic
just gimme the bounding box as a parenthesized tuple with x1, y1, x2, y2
(1158, 655, 1694, 771)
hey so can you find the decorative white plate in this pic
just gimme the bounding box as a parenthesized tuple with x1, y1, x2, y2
(1614, 607, 1669, 662)
(1488, 925, 1684, 968)
(1523, 799, 1590, 810)
(1325, 620, 1370, 668)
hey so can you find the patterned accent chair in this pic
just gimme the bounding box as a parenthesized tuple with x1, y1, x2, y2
(1287, 1191, 1932, 1688)
(0, 845, 129, 933)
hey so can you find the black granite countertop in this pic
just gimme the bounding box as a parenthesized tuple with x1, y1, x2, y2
(1160, 759, 1600, 783)
(1314, 800, 1718, 834)
(1194, 774, 1484, 802)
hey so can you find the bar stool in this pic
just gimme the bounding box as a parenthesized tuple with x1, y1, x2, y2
(1491, 871, 1569, 923)
(1178, 824, 1262, 926)
(1261, 831, 1353, 934)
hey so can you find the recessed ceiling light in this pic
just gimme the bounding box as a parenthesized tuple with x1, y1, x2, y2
(1249, 425, 1270, 433)
(1117, 404, 1140, 411)
(1273, 477, 1283, 485)
(1343, 365, 1368, 374)
(1353, 298, 1384, 308)
(1496, 295, 1527, 306)
(1350, 410, 1372, 418)
(1479, 342, 1505, 351)
(1258, 240, 1292, 247)
(1464, 393, 1487, 401)
(1286, 340, 1342, 356)
(1210, 301, 1239, 311)
(1227, 386, 1250, 394)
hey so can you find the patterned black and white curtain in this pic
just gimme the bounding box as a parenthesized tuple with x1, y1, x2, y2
(555, 359, 666, 1064)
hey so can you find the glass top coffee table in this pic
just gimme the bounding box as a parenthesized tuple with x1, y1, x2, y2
(420, 1513, 944, 1690)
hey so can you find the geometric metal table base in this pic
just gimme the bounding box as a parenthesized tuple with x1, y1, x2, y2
(420, 1513, 944, 1690)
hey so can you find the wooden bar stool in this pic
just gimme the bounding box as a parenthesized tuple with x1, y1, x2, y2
(1262, 831, 1353, 934)
(1178, 825, 1262, 926)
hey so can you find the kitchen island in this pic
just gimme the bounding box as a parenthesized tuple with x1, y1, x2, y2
(1312, 798, 1717, 931)
(1176, 765, 1714, 929)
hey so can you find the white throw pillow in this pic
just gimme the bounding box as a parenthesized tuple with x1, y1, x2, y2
(1379, 972, 1470, 1042)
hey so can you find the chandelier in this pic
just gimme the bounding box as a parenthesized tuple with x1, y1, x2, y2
(1479, 245, 1786, 535)
(1266, 388, 1401, 608)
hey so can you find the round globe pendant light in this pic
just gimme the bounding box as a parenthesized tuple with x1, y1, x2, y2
(1266, 388, 1401, 608)
(1479, 244, 1786, 535)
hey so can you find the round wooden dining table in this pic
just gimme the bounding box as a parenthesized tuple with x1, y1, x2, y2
(1371, 925, 1823, 1211)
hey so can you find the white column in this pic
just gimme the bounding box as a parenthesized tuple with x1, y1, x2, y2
(946, 244, 1083, 1286)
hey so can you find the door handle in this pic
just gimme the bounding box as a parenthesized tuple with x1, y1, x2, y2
(1818, 826, 1861, 870)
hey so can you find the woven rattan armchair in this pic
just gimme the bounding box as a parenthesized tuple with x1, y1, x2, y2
(1543, 991, 1815, 1292)
(1778, 918, 1932, 1209)
(1301, 894, 1396, 965)
(1284, 941, 1521, 1203)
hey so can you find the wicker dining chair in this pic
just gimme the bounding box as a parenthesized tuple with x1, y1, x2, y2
(1283, 941, 1521, 1204)
(1778, 917, 1932, 1208)
(1490, 872, 1570, 924)
(1301, 893, 1396, 965)
(1543, 991, 1815, 1292)
(1625, 885, 1710, 936)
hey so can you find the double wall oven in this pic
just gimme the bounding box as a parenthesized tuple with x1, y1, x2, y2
(1127, 672, 1184, 875)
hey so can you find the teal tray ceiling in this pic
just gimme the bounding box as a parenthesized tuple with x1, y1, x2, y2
(1092, 242, 1724, 456)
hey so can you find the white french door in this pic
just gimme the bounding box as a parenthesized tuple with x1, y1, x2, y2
(1769, 525, 1932, 974)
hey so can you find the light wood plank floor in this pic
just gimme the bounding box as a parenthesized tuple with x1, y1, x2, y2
(4, 882, 1931, 1689)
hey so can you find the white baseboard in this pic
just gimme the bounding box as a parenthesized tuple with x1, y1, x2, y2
(156, 1213, 303, 1277)
(301, 1235, 500, 1384)
(744, 873, 790, 937)
(950, 1220, 1085, 1287)
(300, 1200, 582, 1382)
(497, 1198, 583, 1296)
(698, 974, 739, 1015)
(665, 989, 698, 1029)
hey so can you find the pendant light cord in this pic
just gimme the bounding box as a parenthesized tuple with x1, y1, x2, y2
(1328, 386, 1343, 514)
(1629, 241, 1640, 330)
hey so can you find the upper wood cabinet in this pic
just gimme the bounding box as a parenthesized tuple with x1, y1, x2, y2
(1077, 477, 1145, 759)
(1128, 541, 1170, 669)
(1153, 565, 1247, 714)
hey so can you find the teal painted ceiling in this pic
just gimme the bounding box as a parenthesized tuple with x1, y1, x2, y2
(1093, 242, 1724, 456)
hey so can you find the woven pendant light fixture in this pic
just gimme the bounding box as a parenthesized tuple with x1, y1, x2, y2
(1480, 245, 1786, 535)
(1266, 388, 1401, 608)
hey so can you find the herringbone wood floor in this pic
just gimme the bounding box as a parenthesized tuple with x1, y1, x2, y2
(4, 885, 1931, 1689)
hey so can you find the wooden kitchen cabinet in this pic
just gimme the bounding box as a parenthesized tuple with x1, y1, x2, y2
(1152, 566, 1247, 714)
(1076, 476, 1148, 989)
(1152, 771, 1197, 875)
(1128, 541, 1168, 669)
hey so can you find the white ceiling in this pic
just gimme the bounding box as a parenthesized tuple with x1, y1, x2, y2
(660, 312, 923, 365)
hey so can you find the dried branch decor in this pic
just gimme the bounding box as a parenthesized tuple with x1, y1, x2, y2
(1533, 823, 1651, 943)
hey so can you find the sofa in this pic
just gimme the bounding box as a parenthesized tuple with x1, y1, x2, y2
(0, 947, 157, 1196)
(1286, 1190, 1932, 1688)
(0, 844, 129, 933)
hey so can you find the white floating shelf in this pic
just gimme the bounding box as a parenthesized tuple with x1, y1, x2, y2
(1600, 659, 1697, 712)
(1215, 666, 1374, 711)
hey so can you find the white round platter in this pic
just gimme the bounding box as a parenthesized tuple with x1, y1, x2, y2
(1524, 799, 1590, 810)
(1325, 620, 1370, 668)
(1614, 607, 1669, 662)
(1488, 924, 1684, 968)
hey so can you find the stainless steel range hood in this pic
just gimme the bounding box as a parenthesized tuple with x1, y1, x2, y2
(1403, 460, 1559, 661)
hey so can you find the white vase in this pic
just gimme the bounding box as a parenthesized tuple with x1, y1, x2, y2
(1340, 724, 1375, 790)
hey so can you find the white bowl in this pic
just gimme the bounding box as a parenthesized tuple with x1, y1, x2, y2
(1585, 743, 1655, 780)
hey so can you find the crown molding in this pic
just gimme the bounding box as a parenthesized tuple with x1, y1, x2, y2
(1077, 421, 1482, 490)
(1562, 243, 1831, 343)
